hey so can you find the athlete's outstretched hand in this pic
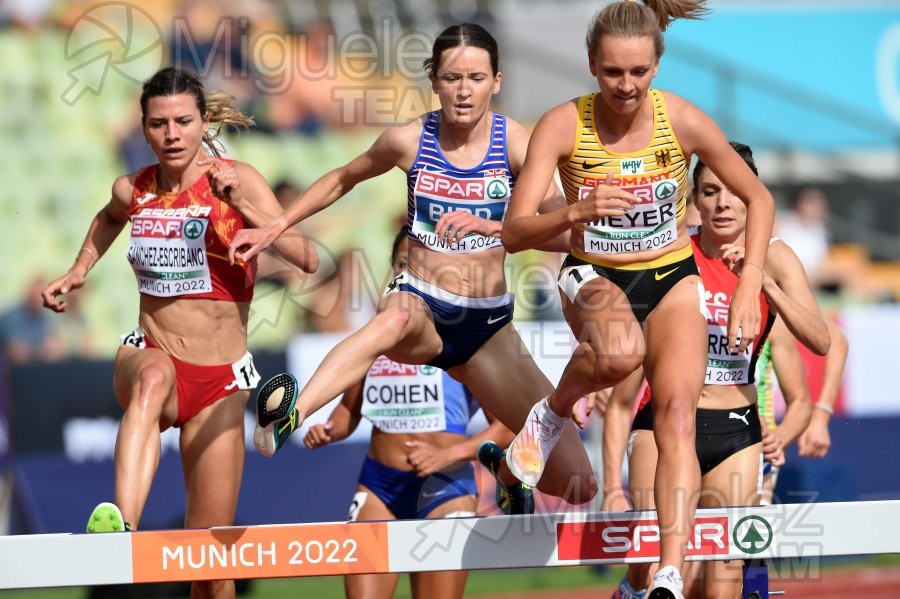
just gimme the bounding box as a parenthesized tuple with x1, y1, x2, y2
(720, 242, 763, 354)
(435, 210, 501, 243)
(567, 173, 638, 224)
(230, 222, 281, 264)
(42, 269, 86, 313)
(304, 422, 334, 450)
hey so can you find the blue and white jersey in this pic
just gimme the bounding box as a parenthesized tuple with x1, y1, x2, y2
(407, 111, 513, 253)
(361, 356, 479, 435)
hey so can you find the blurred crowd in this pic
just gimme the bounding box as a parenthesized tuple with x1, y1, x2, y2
(1, 1, 898, 365)
(1, 0, 443, 145)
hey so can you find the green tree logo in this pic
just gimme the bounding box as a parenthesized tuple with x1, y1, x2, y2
(655, 181, 676, 201)
(183, 219, 205, 240)
(733, 515, 773, 555)
(487, 179, 509, 199)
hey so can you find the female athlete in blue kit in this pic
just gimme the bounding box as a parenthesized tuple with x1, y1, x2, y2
(230, 23, 597, 507)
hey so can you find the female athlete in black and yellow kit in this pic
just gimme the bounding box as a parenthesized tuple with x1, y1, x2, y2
(500, 2, 775, 597)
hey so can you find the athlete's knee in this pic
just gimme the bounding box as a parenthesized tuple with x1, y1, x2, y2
(542, 470, 598, 505)
(131, 363, 174, 412)
(379, 306, 412, 331)
(593, 353, 642, 387)
(652, 398, 695, 448)
(373, 305, 414, 341)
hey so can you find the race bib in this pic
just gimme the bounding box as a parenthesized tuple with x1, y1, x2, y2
(128, 210, 212, 297)
(119, 327, 147, 348)
(410, 170, 509, 254)
(580, 177, 678, 255)
(703, 286, 753, 386)
(705, 323, 753, 385)
(230, 352, 261, 390)
(361, 357, 446, 433)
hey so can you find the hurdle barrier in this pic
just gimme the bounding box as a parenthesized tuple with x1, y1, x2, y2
(1, 500, 898, 589)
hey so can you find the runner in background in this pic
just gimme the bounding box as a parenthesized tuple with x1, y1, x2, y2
(303, 225, 522, 599)
(758, 316, 849, 504)
(621, 141, 828, 599)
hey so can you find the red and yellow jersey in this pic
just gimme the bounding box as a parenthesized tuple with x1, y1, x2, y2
(127, 163, 256, 301)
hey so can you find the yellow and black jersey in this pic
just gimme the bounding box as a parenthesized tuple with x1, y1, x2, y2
(559, 89, 689, 268)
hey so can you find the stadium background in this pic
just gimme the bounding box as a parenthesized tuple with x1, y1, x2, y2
(1, 0, 900, 596)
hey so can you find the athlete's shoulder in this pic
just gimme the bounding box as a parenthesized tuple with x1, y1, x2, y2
(372, 114, 427, 157)
(503, 115, 531, 151)
(533, 98, 580, 133)
(765, 237, 804, 274)
(549, 97, 582, 118)
(230, 159, 263, 179)
(502, 114, 528, 135)
(112, 172, 138, 203)
(657, 90, 707, 122)
(656, 89, 693, 110)
(658, 90, 717, 150)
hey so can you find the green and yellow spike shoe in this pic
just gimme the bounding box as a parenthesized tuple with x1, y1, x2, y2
(477, 441, 535, 515)
(86, 502, 130, 533)
(254, 373, 300, 458)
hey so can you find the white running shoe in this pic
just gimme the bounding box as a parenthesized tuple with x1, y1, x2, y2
(505, 399, 564, 487)
(647, 565, 684, 599)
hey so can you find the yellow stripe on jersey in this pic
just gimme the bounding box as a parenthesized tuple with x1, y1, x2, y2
(560, 90, 689, 269)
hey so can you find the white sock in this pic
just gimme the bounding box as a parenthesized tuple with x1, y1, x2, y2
(654, 565, 683, 591)
(535, 398, 565, 428)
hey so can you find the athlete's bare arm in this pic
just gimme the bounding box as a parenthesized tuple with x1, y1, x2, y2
(42, 174, 133, 312)
(304, 380, 365, 449)
(762, 240, 830, 355)
(230, 120, 422, 262)
(668, 91, 774, 354)
(768, 317, 813, 447)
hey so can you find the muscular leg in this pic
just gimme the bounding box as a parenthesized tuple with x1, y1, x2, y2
(553, 278, 645, 415)
(409, 495, 477, 599)
(179, 391, 249, 599)
(295, 291, 443, 423)
(699, 444, 762, 599)
(345, 486, 402, 599)
(602, 367, 644, 511)
(642, 275, 706, 576)
(626, 429, 658, 591)
(451, 325, 597, 505)
(112, 346, 179, 528)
